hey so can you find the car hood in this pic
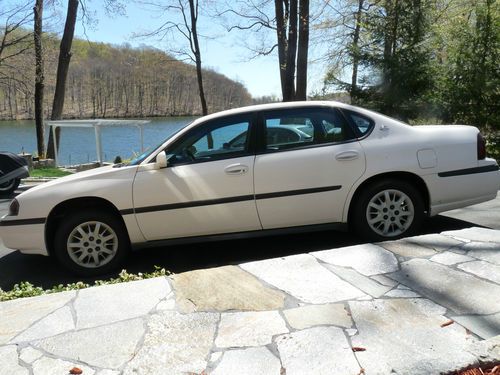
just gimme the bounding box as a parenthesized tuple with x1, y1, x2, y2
(18, 165, 138, 200)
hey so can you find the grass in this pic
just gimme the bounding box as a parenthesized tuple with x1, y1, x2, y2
(30, 167, 73, 178)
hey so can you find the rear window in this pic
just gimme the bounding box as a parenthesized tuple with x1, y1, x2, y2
(342, 110, 375, 137)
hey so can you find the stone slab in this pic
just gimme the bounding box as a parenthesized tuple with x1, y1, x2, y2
(0, 345, 28, 375)
(19, 347, 43, 364)
(276, 326, 360, 375)
(458, 260, 500, 284)
(215, 311, 288, 348)
(123, 311, 218, 374)
(349, 299, 479, 375)
(75, 277, 170, 329)
(430, 251, 475, 265)
(12, 306, 74, 343)
(171, 265, 285, 312)
(443, 227, 500, 243)
(35, 318, 144, 369)
(370, 274, 399, 287)
(389, 259, 500, 314)
(385, 289, 421, 298)
(462, 241, 500, 265)
(452, 313, 500, 339)
(312, 244, 399, 276)
(0, 291, 75, 345)
(379, 240, 437, 258)
(32, 356, 95, 375)
(212, 347, 281, 375)
(241, 254, 364, 304)
(407, 233, 464, 252)
(325, 264, 393, 298)
(283, 303, 352, 330)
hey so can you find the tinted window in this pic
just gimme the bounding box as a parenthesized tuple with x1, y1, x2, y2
(168, 118, 250, 164)
(263, 109, 353, 151)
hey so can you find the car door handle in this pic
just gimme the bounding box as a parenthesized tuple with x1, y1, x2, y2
(224, 164, 249, 175)
(335, 151, 359, 161)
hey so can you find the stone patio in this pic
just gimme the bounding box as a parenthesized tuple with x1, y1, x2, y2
(0, 227, 499, 375)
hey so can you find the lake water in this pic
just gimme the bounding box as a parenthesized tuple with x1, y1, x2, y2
(0, 117, 196, 165)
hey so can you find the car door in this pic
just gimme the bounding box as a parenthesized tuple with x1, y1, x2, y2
(254, 107, 366, 229)
(132, 114, 261, 241)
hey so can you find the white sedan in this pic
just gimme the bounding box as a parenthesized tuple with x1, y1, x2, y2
(1, 101, 499, 275)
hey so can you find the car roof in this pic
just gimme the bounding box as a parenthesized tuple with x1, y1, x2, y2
(190, 101, 350, 125)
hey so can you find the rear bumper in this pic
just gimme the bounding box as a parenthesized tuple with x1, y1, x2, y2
(427, 162, 500, 216)
(0, 215, 48, 255)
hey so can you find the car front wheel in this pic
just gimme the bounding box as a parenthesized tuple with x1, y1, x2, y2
(0, 178, 20, 196)
(352, 179, 424, 241)
(54, 210, 129, 276)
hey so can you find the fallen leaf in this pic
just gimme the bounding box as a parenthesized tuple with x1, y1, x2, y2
(352, 347, 366, 352)
(440, 319, 454, 328)
(69, 368, 83, 375)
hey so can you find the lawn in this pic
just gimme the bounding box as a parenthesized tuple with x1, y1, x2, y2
(29, 167, 73, 178)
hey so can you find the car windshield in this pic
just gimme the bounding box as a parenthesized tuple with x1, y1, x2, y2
(125, 123, 191, 166)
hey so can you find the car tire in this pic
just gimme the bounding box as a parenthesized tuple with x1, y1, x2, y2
(54, 210, 130, 276)
(351, 179, 424, 242)
(0, 178, 20, 196)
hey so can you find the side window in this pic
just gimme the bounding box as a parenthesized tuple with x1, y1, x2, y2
(169, 119, 250, 164)
(343, 110, 374, 136)
(263, 109, 353, 151)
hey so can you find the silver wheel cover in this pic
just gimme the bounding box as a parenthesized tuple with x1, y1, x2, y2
(366, 189, 414, 237)
(67, 221, 118, 268)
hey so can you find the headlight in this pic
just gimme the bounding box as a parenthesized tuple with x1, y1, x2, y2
(8, 199, 19, 216)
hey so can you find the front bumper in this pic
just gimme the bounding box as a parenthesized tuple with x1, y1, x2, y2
(0, 215, 48, 255)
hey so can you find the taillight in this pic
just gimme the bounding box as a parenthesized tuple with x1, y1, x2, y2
(477, 132, 486, 160)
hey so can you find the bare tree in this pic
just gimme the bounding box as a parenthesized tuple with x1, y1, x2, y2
(47, 0, 79, 159)
(0, 2, 32, 92)
(33, 0, 45, 158)
(219, 0, 310, 101)
(137, 0, 208, 115)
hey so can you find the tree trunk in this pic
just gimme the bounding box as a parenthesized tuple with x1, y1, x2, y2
(34, 0, 45, 158)
(350, 0, 364, 100)
(295, 0, 309, 101)
(275, 0, 288, 99)
(47, 0, 78, 159)
(283, 0, 298, 101)
(189, 0, 207, 115)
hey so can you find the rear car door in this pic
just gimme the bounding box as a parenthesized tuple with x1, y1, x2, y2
(132, 114, 261, 241)
(254, 107, 367, 229)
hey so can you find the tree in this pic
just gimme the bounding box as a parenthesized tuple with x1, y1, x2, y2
(323, 0, 435, 120)
(138, 0, 208, 115)
(0, 1, 33, 115)
(46, 0, 78, 159)
(33, 0, 45, 158)
(220, 0, 310, 101)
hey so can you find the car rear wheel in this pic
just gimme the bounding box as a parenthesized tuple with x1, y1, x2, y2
(0, 178, 20, 196)
(352, 179, 424, 241)
(54, 210, 129, 276)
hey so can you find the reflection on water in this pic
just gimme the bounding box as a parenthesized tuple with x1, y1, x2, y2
(0, 117, 194, 165)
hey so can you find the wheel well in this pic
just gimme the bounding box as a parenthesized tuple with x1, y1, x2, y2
(45, 197, 127, 256)
(347, 172, 430, 223)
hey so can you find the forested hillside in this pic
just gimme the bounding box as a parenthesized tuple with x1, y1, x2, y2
(0, 34, 252, 120)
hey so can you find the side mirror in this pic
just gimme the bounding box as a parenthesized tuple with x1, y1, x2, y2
(155, 151, 168, 169)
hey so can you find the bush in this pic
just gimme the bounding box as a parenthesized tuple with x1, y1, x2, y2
(0, 267, 170, 302)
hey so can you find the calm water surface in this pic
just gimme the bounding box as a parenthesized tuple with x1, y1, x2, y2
(0, 117, 195, 165)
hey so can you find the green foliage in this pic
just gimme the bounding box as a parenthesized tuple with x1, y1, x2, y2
(0, 267, 171, 302)
(30, 167, 73, 178)
(322, 0, 500, 129)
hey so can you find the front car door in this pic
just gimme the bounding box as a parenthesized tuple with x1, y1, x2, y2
(254, 106, 367, 229)
(132, 114, 261, 241)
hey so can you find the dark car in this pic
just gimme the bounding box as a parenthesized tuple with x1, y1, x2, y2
(0, 152, 29, 196)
